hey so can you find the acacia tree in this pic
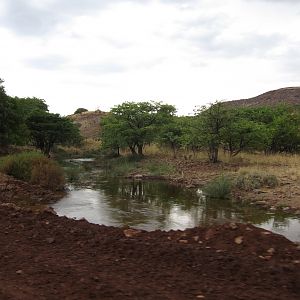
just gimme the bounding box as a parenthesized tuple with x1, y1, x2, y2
(27, 111, 82, 156)
(268, 112, 300, 153)
(221, 108, 270, 156)
(101, 101, 176, 156)
(100, 113, 125, 156)
(195, 102, 228, 163)
(158, 117, 183, 158)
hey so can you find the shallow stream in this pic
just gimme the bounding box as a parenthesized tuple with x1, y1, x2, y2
(51, 159, 300, 242)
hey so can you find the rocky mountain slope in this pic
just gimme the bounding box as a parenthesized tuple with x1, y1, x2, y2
(68, 110, 107, 139)
(226, 87, 300, 108)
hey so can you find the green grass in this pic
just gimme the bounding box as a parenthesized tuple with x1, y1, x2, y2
(103, 156, 142, 176)
(145, 161, 175, 176)
(203, 175, 232, 199)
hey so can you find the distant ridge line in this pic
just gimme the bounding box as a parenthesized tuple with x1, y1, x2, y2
(224, 86, 300, 108)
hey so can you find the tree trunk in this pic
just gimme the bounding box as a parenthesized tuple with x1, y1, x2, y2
(129, 145, 137, 155)
(208, 146, 219, 163)
(137, 144, 143, 156)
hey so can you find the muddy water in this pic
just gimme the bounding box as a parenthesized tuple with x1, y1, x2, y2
(52, 161, 300, 242)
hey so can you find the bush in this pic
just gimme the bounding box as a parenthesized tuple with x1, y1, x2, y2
(0, 151, 65, 190)
(203, 175, 232, 199)
(234, 171, 278, 191)
(0, 151, 42, 181)
(30, 157, 65, 190)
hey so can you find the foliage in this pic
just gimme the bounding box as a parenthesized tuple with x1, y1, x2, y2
(0, 79, 22, 146)
(203, 175, 232, 199)
(0, 151, 42, 181)
(0, 151, 65, 190)
(195, 102, 228, 163)
(74, 108, 88, 114)
(101, 101, 176, 156)
(30, 157, 65, 190)
(234, 171, 278, 191)
(100, 113, 126, 156)
(14, 96, 48, 116)
(221, 109, 270, 156)
(268, 112, 300, 153)
(27, 111, 82, 156)
(157, 117, 183, 157)
(179, 116, 203, 154)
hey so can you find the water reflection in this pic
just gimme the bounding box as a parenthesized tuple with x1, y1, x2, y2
(52, 170, 300, 242)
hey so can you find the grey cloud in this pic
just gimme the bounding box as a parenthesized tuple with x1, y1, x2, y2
(1, 0, 59, 36)
(174, 14, 285, 58)
(0, 0, 150, 36)
(200, 33, 285, 58)
(24, 55, 67, 70)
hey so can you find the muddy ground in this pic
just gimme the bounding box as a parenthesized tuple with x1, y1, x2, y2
(0, 204, 299, 300)
(0, 173, 64, 209)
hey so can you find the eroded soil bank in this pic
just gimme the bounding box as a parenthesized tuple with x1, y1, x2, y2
(0, 204, 299, 300)
(0, 173, 64, 209)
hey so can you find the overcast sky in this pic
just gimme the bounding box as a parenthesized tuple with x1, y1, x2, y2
(0, 0, 299, 115)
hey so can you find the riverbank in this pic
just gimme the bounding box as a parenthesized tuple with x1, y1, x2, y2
(0, 173, 64, 210)
(112, 153, 300, 212)
(0, 204, 299, 300)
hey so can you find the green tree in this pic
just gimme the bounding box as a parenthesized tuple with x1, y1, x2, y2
(0, 79, 21, 147)
(102, 101, 176, 156)
(158, 117, 183, 158)
(14, 96, 48, 117)
(268, 112, 300, 153)
(221, 108, 270, 156)
(195, 102, 228, 163)
(100, 113, 126, 156)
(9, 97, 49, 145)
(27, 111, 82, 156)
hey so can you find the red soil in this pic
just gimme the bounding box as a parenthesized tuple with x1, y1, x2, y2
(0, 204, 299, 300)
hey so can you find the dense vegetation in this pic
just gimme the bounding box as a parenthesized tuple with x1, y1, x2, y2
(0, 78, 82, 155)
(0, 151, 65, 190)
(101, 101, 300, 162)
(2, 76, 300, 164)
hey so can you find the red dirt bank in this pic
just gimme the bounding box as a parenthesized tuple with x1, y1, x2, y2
(0, 204, 299, 300)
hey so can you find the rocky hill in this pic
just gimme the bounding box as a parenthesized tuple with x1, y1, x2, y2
(68, 110, 107, 139)
(225, 87, 300, 108)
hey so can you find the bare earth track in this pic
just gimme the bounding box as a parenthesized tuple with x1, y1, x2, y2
(0, 204, 299, 300)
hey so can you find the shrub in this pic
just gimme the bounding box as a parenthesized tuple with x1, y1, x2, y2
(234, 171, 278, 191)
(203, 175, 232, 199)
(30, 157, 65, 190)
(0, 151, 42, 181)
(0, 151, 65, 190)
